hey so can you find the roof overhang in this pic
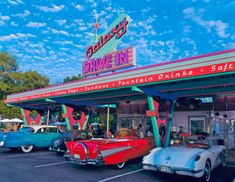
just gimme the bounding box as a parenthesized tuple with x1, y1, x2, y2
(6, 48, 235, 110)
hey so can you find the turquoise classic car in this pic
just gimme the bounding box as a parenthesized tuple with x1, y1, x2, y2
(0, 125, 61, 153)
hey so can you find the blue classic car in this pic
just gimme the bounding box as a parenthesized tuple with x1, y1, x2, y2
(0, 125, 61, 153)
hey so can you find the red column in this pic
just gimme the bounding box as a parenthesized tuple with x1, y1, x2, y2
(64, 105, 87, 130)
(153, 99, 167, 144)
(22, 109, 42, 125)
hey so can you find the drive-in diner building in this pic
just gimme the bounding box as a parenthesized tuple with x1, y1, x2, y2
(5, 14, 235, 149)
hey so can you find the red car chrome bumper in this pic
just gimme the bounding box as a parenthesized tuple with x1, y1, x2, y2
(64, 153, 104, 166)
(65, 141, 104, 165)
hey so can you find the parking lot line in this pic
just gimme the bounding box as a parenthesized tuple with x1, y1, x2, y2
(34, 161, 71, 168)
(97, 169, 143, 182)
(1, 152, 52, 159)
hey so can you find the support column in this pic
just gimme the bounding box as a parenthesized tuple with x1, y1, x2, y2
(164, 100, 176, 147)
(132, 86, 176, 148)
(61, 104, 89, 130)
(147, 96, 161, 147)
(20, 108, 28, 126)
(21, 108, 43, 125)
(62, 104, 71, 130)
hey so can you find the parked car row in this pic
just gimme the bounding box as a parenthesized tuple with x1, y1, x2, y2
(0, 125, 227, 182)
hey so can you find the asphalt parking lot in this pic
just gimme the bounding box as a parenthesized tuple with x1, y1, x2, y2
(0, 148, 234, 182)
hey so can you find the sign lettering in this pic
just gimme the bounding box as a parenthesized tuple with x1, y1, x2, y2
(5, 61, 235, 103)
(86, 18, 128, 59)
(83, 47, 136, 76)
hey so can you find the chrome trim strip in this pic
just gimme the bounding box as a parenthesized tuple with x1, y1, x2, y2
(100, 146, 132, 157)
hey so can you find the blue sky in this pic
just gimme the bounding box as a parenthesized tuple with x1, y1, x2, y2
(0, 0, 234, 84)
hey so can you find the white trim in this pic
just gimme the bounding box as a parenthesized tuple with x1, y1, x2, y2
(34, 161, 70, 168)
(0, 152, 52, 159)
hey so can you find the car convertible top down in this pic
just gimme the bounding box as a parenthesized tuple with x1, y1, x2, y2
(142, 135, 226, 182)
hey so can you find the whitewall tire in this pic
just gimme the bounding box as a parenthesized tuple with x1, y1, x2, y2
(116, 162, 125, 169)
(21, 145, 34, 153)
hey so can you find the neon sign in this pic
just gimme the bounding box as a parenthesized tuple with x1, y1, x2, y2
(86, 18, 128, 59)
(83, 47, 136, 76)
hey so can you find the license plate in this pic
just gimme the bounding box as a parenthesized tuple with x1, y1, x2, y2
(160, 166, 172, 173)
(74, 154, 80, 159)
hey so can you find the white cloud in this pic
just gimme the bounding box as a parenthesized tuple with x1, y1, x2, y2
(74, 4, 84, 11)
(36, 4, 64, 12)
(53, 40, 73, 45)
(181, 37, 197, 50)
(10, 21, 18, 26)
(60, 47, 69, 51)
(74, 19, 85, 26)
(14, 10, 30, 18)
(183, 7, 195, 16)
(0, 16, 10, 26)
(16, 41, 47, 57)
(0, 33, 35, 42)
(87, 0, 98, 8)
(85, 32, 94, 38)
(75, 34, 82, 38)
(51, 28, 70, 36)
(26, 22, 46, 28)
(183, 25, 191, 34)
(74, 44, 85, 49)
(7, 0, 23, 5)
(91, 9, 107, 20)
(42, 30, 49, 34)
(78, 26, 88, 31)
(150, 30, 156, 36)
(1, 16, 10, 21)
(55, 19, 67, 26)
(141, 8, 150, 13)
(212, 20, 229, 38)
(183, 7, 229, 38)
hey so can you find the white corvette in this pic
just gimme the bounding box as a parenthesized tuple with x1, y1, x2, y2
(142, 135, 226, 181)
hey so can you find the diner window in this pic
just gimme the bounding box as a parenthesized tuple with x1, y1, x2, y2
(119, 117, 142, 129)
(189, 116, 206, 135)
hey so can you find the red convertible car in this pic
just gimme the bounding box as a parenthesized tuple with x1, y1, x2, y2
(65, 128, 155, 168)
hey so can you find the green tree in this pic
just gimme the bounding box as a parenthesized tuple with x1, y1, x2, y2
(0, 52, 18, 99)
(8, 71, 49, 93)
(63, 74, 82, 83)
(0, 52, 50, 119)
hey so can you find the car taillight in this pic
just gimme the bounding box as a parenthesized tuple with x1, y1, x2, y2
(195, 155, 201, 161)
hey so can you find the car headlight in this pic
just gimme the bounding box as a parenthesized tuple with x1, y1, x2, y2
(194, 155, 201, 161)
